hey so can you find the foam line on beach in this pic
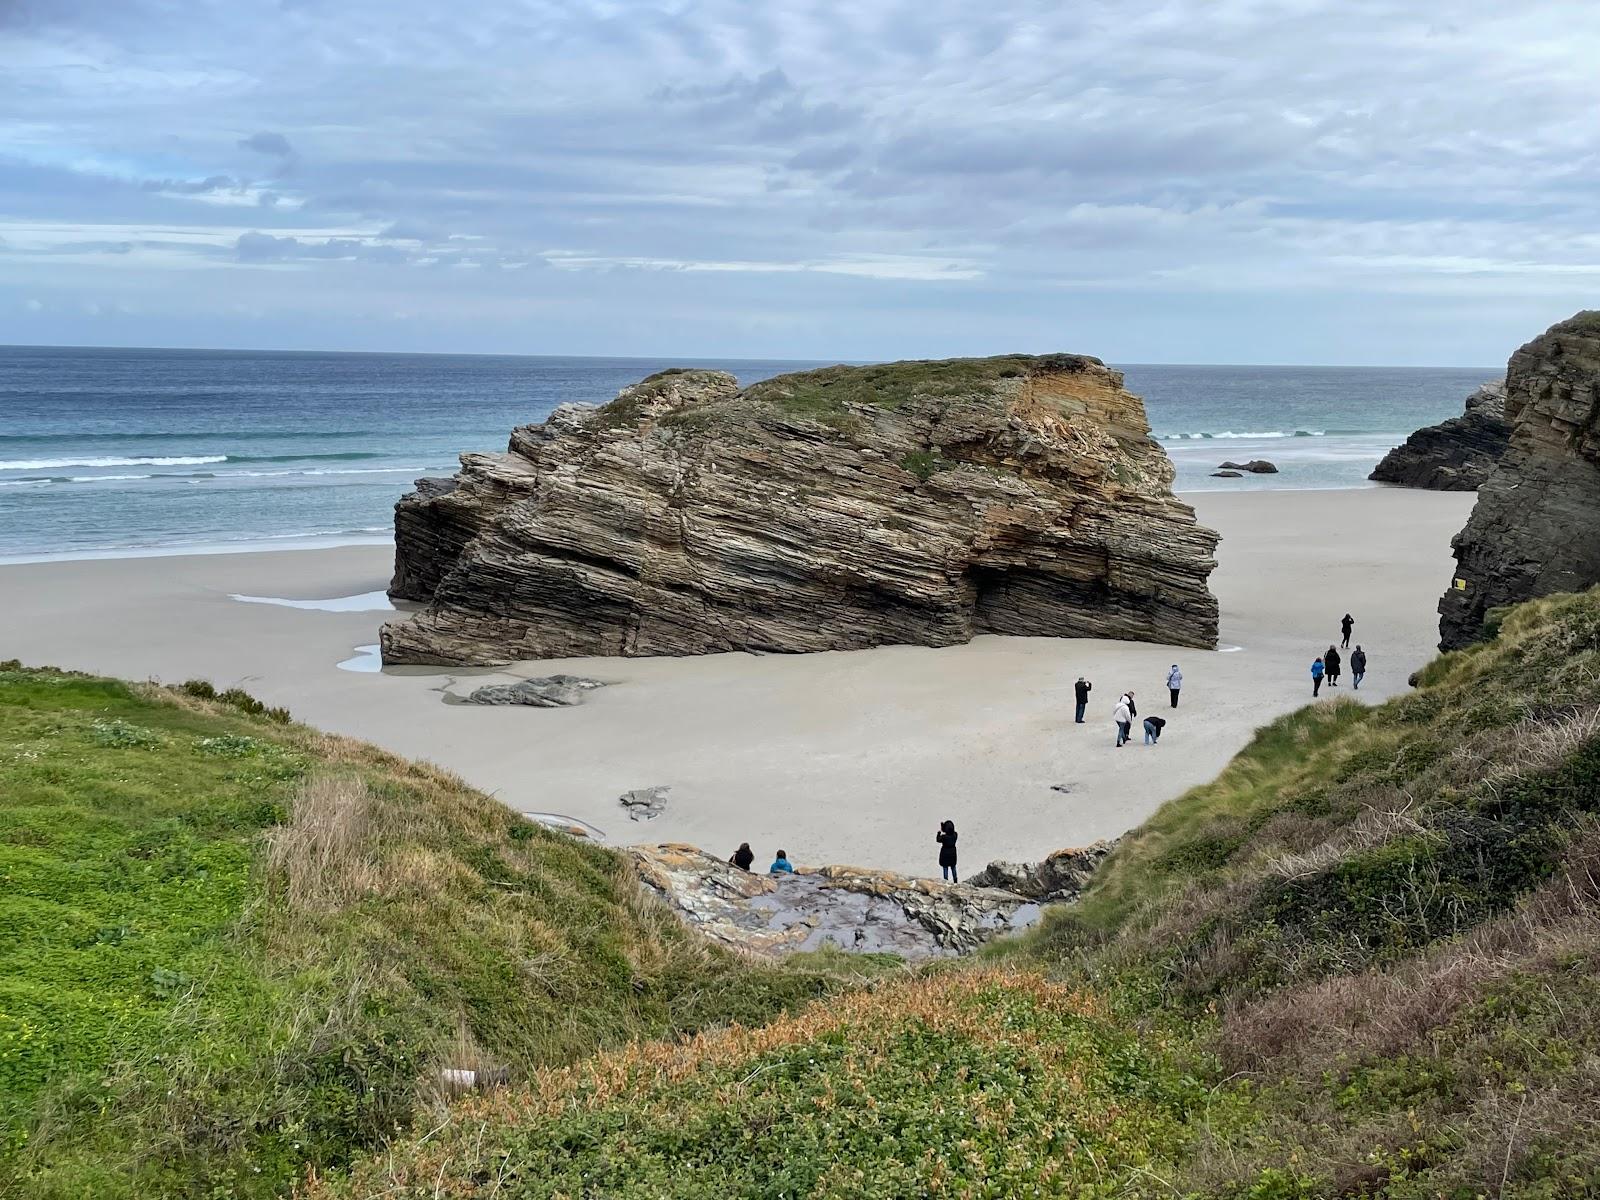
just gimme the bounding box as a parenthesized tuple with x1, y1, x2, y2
(231, 591, 395, 613)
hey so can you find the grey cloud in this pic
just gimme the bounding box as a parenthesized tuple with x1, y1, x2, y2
(238, 131, 294, 157)
(141, 175, 240, 195)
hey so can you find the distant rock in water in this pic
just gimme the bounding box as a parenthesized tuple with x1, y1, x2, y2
(462, 675, 604, 707)
(629, 843, 1041, 959)
(1218, 459, 1278, 474)
(1370, 380, 1510, 491)
(381, 356, 1220, 665)
(1439, 312, 1600, 650)
(965, 841, 1116, 901)
(1210, 470, 1244, 479)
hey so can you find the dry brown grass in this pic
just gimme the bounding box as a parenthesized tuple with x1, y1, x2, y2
(265, 773, 379, 911)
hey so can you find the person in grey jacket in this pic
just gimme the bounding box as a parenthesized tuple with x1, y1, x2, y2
(1166, 664, 1183, 708)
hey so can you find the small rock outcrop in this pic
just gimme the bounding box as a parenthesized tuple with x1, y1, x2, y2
(1370, 380, 1510, 491)
(629, 844, 1041, 959)
(964, 841, 1116, 901)
(619, 786, 670, 822)
(1210, 470, 1243, 479)
(381, 356, 1220, 665)
(462, 675, 605, 707)
(1439, 313, 1600, 649)
(1219, 460, 1278, 474)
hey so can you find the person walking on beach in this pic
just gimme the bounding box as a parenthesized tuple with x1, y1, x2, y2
(1325, 645, 1342, 687)
(769, 849, 795, 874)
(1351, 645, 1367, 690)
(936, 820, 959, 883)
(1166, 664, 1183, 709)
(1074, 676, 1092, 724)
(1121, 690, 1137, 719)
(1311, 656, 1325, 697)
(1143, 715, 1166, 744)
(1113, 694, 1133, 746)
(730, 842, 755, 871)
(1341, 613, 1354, 649)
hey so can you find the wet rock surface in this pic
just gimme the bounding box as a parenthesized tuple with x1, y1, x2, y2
(1370, 380, 1509, 491)
(1440, 313, 1600, 649)
(629, 844, 1043, 959)
(1210, 470, 1243, 479)
(463, 675, 606, 707)
(1218, 460, 1278, 474)
(619, 786, 670, 821)
(381, 355, 1220, 665)
(964, 841, 1117, 901)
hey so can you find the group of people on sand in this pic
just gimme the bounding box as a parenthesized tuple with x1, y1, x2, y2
(1075, 663, 1184, 748)
(1311, 613, 1369, 697)
(729, 819, 964, 883)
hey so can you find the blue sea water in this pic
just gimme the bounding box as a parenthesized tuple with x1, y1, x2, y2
(0, 347, 1498, 561)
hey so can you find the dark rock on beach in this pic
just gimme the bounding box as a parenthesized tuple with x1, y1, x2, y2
(619, 786, 670, 822)
(463, 675, 605, 707)
(629, 843, 1041, 959)
(1218, 459, 1278, 474)
(965, 840, 1116, 901)
(381, 355, 1220, 665)
(1210, 470, 1243, 478)
(1439, 312, 1600, 650)
(1370, 380, 1510, 491)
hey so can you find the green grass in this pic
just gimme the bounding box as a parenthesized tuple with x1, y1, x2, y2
(0, 665, 884, 1198)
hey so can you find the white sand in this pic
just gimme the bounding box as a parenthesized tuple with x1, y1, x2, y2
(0, 488, 1474, 877)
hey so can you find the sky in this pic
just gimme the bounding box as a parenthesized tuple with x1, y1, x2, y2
(3, 0, 1600, 365)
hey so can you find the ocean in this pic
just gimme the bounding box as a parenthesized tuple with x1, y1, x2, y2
(0, 346, 1498, 562)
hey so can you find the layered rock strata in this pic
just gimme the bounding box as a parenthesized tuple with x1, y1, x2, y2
(1439, 313, 1600, 649)
(383, 356, 1220, 664)
(1370, 380, 1510, 491)
(964, 840, 1116, 901)
(628, 844, 1041, 959)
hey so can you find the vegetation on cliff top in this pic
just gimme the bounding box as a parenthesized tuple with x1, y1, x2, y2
(0, 665, 878, 1198)
(324, 589, 1600, 1198)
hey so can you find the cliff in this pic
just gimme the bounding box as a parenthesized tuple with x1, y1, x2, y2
(1438, 312, 1600, 648)
(1369, 379, 1509, 490)
(382, 355, 1220, 665)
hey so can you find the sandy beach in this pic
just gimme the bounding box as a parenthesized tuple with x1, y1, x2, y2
(0, 488, 1473, 876)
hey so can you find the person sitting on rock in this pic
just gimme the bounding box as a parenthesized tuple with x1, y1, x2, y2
(936, 820, 959, 883)
(769, 849, 795, 874)
(730, 842, 754, 871)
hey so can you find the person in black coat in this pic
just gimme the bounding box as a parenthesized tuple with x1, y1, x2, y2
(730, 842, 755, 871)
(936, 820, 959, 883)
(1350, 645, 1368, 689)
(1073, 677, 1091, 724)
(1341, 613, 1354, 648)
(1325, 645, 1342, 687)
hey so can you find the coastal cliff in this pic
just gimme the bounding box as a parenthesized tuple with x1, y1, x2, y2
(381, 355, 1220, 665)
(1439, 313, 1600, 649)
(1369, 379, 1509, 490)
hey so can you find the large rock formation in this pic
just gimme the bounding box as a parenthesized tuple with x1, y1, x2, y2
(964, 840, 1116, 901)
(382, 356, 1220, 664)
(628, 844, 1041, 959)
(1439, 313, 1600, 649)
(1370, 380, 1510, 491)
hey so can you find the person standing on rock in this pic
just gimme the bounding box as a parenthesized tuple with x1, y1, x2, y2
(1311, 656, 1325, 697)
(1166, 664, 1182, 709)
(1325, 644, 1342, 687)
(730, 842, 755, 871)
(1113, 694, 1133, 746)
(769, 849, 794, 874)
(1341, 613, 1354, 649)
(1351, 645, 1368, 690)
(1074, 676, 1092, 724)
(1143, 714, 1166, 744)
(936, 820, 959, 883)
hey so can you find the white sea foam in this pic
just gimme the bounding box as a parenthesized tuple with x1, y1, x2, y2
(0, 455, 227, 470)
(1157, 431, 1327, 440)
(231, 590, 395, 613)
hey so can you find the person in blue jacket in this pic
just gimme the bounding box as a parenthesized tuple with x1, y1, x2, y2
(769, 849, 795, 874)
(1311, 656, 1325, 697)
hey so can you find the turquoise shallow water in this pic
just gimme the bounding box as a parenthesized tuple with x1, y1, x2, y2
(0, 347, 1496, 560)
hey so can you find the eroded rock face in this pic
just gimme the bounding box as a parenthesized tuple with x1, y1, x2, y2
(462, 675, 605, 707)
(1439, 313, 1600, 649)
(964, 841, 1116, 901)
(629, 844, 1041, 959)
(1370, 381, 1510, 491)
(381, 356, 1220, 665)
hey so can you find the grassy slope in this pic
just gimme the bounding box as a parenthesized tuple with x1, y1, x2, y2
(0, 666, 878, 1198)
(321, 590, 1600, 1198)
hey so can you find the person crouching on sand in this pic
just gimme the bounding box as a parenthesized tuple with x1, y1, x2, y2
(1166, 664, 1182, 708)
(1325, 644, 1342, 686)
(769, 849, 794, 874)
(936, 820, 959, 883)
(1113, 694, 1133, 746)
(1311, 656, 1325, 696)
(730, 842, 754, 871)
(1143, 715, 1166, 744)
(1351, 644, 1367, 689)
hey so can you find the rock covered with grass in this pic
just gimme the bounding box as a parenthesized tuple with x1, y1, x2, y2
(381, 355, 1220, 664)
(1440, 311, 1600, 648)
(1370, 378, 1510, 491)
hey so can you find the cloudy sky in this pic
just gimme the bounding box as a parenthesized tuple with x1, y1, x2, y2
(4, 0, 1599, 364)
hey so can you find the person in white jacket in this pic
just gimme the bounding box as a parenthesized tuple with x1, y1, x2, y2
(1113, 696, 1133, 746)
(1166, 664, 1183, 709)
